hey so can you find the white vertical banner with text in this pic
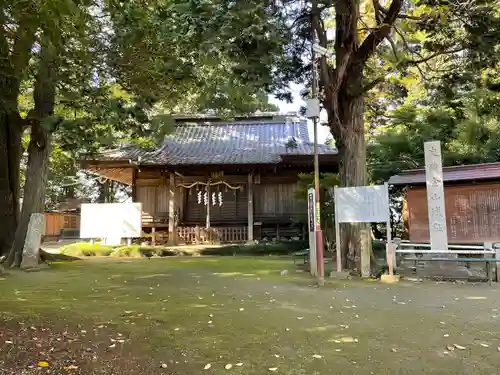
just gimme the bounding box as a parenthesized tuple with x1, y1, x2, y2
(307, 188, 317, 276)
(424, 141, 448, 250)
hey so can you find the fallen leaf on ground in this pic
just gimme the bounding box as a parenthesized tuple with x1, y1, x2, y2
(446, 345, 455, 351)
(312, 354, 322, 359)
(235, 363, 243, 366)
(203, 364, 212, 370)
(453, 344, 466, 350)
(37, 362, 49, 367)
(296, 317, 303, 320)
(269, 367, 278, 372)
(480, 343, 489, 348)
(108, 344, 116, 348)
(225, 364, 233, 370)
(339, 337, 357, 343)
(64, 365, 79, 370)
(239, 308, 244, 311)
(161, 363, 168, 369)
(5, 341, 13, 344)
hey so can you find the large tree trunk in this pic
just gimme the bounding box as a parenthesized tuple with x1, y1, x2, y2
(7, 38, 57, 267)
(0, 15, 37, 258)
(332, 59, 372, 277)
(336, 92, 372, 276)
(0, 110, 22, 257)
(7, 124, 52, 266)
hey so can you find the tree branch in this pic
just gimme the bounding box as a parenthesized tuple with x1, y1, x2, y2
(387, 36, 399, 61)
(357, 0, 403, 64)
(406, 48, 464, 65)
(10, 14, 37, 79)
(363, 76, 385, 92)
(311, 5, 331, 88)
(372, 0, 384, 25)
(378, 5, 424, 21)
(0, 10, 9, 61)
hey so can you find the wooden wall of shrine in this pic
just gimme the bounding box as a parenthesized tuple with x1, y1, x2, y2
(133, 168, 307, 226)
(406, 183, 500, 243)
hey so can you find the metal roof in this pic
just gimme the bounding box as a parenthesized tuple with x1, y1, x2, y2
(92, 118, 337, 166)
(388, 162, 500, 185)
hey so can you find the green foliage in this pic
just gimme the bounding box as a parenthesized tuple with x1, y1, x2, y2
(295, 173, 339, 222)
(199, 240, 309, 256)
(110, 246, 158, 258)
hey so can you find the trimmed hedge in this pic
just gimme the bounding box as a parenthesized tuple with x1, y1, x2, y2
(59, 240, 310, 258)
(59, 243, 118, 257)
(59, 239, 386, 259)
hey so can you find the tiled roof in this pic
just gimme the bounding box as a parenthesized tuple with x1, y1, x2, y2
(93, 118, 337, 165)
(388, 162, 500, 185)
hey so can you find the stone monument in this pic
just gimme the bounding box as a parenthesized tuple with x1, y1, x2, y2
(20, 213, 45, 269)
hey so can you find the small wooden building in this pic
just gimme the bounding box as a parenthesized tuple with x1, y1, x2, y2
(81, 114, 338, 244)
(389, 162, 500, 243)
(44, 212, 80, 237)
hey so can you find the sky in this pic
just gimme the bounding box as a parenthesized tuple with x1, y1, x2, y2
(268, 83, 331, 144)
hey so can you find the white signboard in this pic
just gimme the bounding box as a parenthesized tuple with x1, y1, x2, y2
(335, 185, 390, 223)
(424, 141, 448, 250)
(307, 188, 317, 276)
(80, 203, 142, 239)
(334, 184, 392, 276)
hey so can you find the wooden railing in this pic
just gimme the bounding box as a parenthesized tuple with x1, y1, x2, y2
(177, 226, 248, 244)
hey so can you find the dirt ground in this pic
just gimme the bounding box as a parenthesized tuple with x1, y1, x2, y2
(1, 257, 500, 374)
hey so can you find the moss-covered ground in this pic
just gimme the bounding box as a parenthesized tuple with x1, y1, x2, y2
(1, 257, 500, 374)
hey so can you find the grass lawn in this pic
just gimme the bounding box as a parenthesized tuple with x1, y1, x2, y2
(1, 257, 500, 374)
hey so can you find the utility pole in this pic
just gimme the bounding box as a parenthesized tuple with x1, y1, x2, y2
(311, 0, 325, 286)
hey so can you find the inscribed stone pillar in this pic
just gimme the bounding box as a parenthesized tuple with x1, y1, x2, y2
(20, 213, 45, 269)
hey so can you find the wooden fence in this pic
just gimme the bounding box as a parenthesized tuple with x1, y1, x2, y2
(153, 226, 248, 245)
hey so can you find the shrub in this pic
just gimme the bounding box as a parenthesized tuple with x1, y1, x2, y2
(199, 240, 309, 256)
(59, 243, 117, 257)
(110, 246, 156, 258)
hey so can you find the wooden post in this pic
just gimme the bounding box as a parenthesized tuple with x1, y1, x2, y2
(206, 182, 211, 229)
(168, 172, 176, 245)
(495, 246, 500, 283)
(247, 172, 254, 242)
(152, 227, 156, 246)
(131, 168, 137, 202)
(334, 186, 342, 273)
(195, 225, 201, 243)
(385, 182, 394, 275)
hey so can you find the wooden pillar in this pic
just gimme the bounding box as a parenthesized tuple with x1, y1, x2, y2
(131, 168, 137, 202)
(152, 227, 156, 246)
(206, 182, 211, 229)
(247, 172, 254, 242)
(168, 172, 176, 245)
